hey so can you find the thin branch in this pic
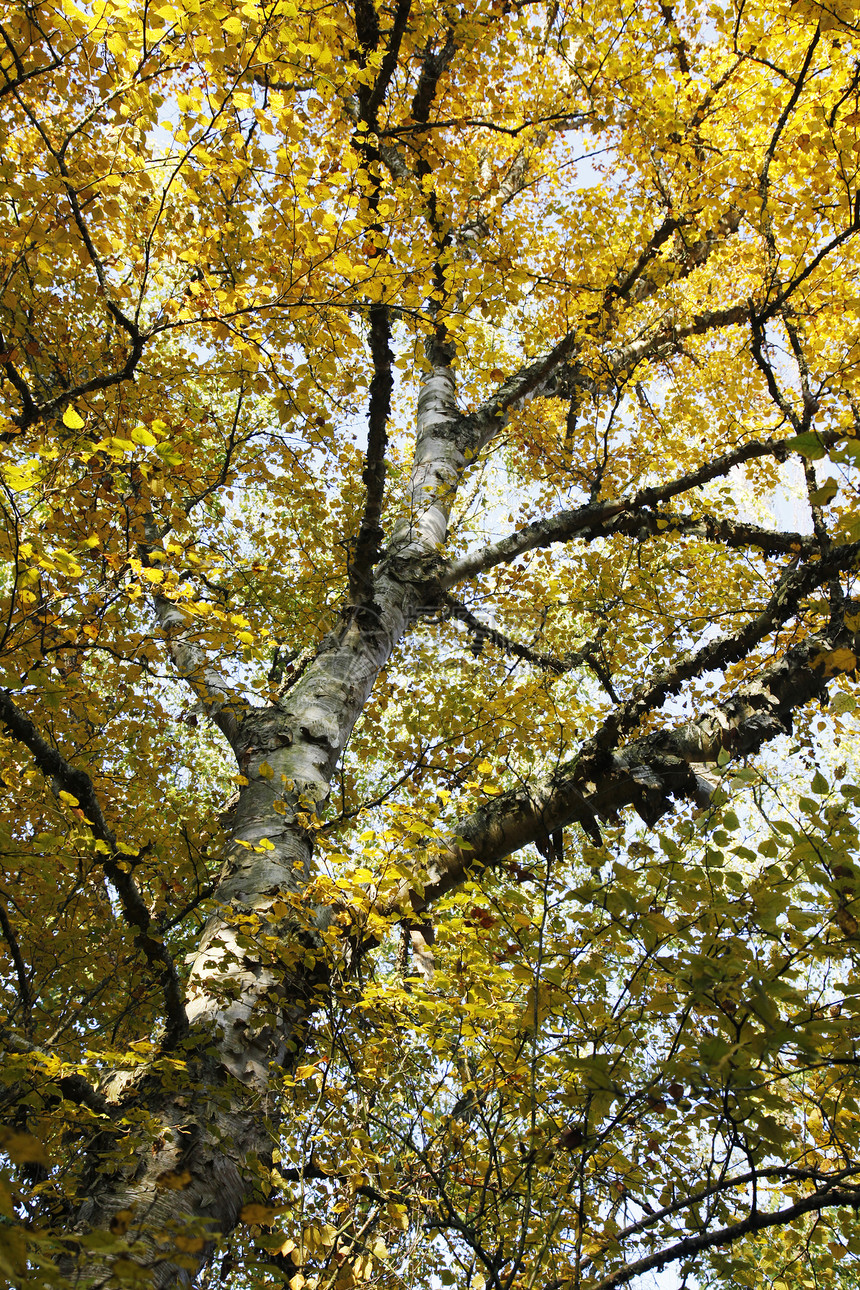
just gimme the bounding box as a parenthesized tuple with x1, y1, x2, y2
(443, 594, 610, 683)
(147, 588, 245, 747)
(0, 898, 32, 1025)
(749, 309, 801, 430)
(443, 427, 846, 588)
(759, 28, 821, 204)
(377, 108, 589, 138)
(139, 514, 244, 747)
(451, 303, 748, 458)
(0, 691, 188, 1044)
(762, 213, 860, 320)
(11, 94, 141, 347)
(590, 539, 860, 752)
(591, 1186, 860, 1290)
(604, 215, 679, 309)
(0, 22, 63, 100)
(582, 1163, 860, 1274)
(0, 1029, 110, 1116)
(598, 507, 816, 556)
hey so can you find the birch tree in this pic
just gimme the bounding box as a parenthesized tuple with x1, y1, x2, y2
(3, 1, 860, 1287)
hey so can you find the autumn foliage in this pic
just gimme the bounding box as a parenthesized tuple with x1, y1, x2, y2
(4, 0, 860, 1287)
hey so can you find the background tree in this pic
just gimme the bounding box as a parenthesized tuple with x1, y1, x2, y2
(3, 0, 860, 1287)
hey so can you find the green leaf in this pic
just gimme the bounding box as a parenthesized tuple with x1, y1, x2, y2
(785, 431, 827, 459)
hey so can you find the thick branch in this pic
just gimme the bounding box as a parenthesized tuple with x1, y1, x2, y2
(363, 0, 412, 121)
(353, 0, 381, 55)
(389, 361, 463, 555)
(410, 29, 458, 126)
(396, 617, 860, 913)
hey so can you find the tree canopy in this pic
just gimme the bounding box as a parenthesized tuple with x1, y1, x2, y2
(4, 0, 860, 1287)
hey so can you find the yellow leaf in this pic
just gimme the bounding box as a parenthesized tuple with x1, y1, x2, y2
(131, 425, 157, 446)
(110, 1210, 134, 1235)
(388, 1203, 409, 1230)
(54, 548, 83, 574)
(62, 407, 85, 429)
(0, 1129, 50, 1166)
(111, 1259, 151, 1281)
(58, 790, 80, 806)
(240, 1202, 281, 1224)
(816, 648, 857, 676)
(175, 1235, 205, 1252)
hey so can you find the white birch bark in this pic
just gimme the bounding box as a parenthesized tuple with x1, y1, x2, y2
(69, 355, 473, 1285)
